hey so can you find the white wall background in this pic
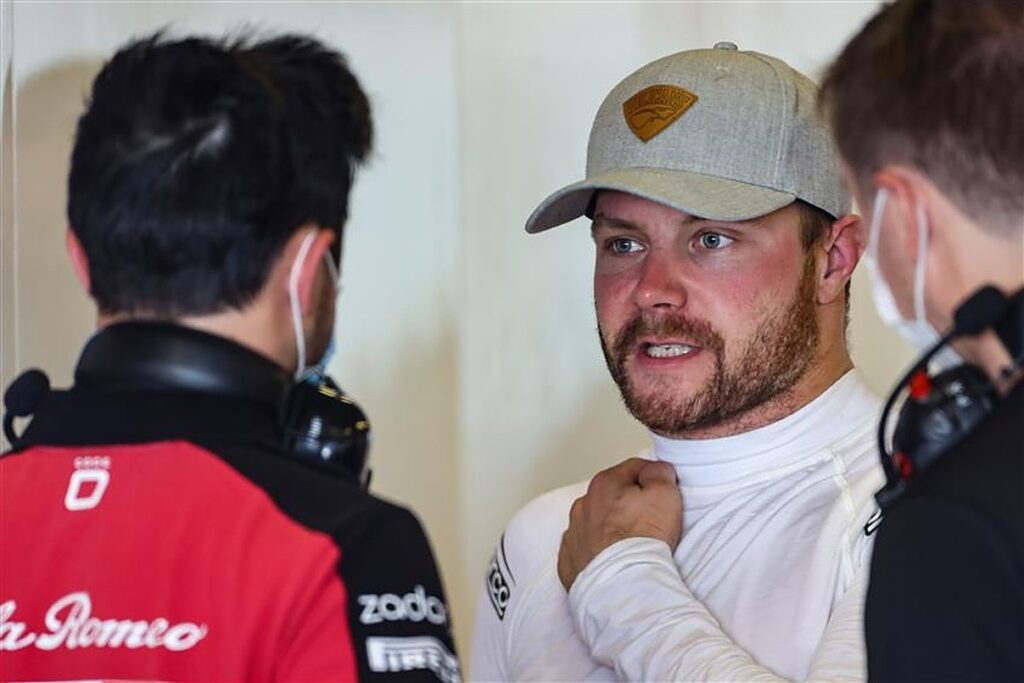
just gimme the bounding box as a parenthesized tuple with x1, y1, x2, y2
(0, 0, 912, 660)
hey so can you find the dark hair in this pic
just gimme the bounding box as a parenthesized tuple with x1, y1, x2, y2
(67, 32, 373, 316)
(820, 0, 1024, 236)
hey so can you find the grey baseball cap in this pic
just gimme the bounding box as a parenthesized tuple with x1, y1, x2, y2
(525, 42, 850, 233)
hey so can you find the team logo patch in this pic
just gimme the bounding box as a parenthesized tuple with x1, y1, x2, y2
(64, 456, 111, 511)
(486, 535, 515, 620)
(358, 585, 448, 626)
(0, 592, 207, 652)
(366, 636, 460, 682)
(622, 85, 698, 142)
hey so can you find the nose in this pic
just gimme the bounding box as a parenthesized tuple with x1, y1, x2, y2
(633, 249, 688, 311)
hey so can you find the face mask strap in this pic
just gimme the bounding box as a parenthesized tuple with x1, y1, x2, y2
(868, 189, 888, 261)
(323, 248, 340, 287)
(913, 202, 930, 326)
(289, 231, 319, 380)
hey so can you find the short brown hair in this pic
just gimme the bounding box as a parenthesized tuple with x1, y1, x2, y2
(819, 0, 1024, 237)
(796, 200, 833, 251)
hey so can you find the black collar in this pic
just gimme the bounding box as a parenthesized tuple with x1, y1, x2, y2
(76, 321, 291, 409)
(11, 322, 291, 451)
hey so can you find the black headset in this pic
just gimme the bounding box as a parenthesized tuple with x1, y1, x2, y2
(2, 322, 372, 488)
(875, 285, 1023, 510)
(284, 370, 372, 489)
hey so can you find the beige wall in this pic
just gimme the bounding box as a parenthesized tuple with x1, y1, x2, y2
(0, 0, 913, 659)
(1, 0, 15, 409)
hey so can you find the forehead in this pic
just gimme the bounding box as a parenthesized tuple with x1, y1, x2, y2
(593, 190, 798, 230)
(591, 190, 810, 251)
(592, 191, 694, 225)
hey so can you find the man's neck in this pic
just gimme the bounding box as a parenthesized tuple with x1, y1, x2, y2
(939, 253, 1021, 394)
(931, 210, 1022, 389)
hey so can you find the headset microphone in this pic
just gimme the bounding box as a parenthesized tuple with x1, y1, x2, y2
(952, 285, 1011, 336)
(875, 286, 1021, 510)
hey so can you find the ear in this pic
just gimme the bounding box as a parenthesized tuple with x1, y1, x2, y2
(65, 229, 91, 294)
(817, 213, 863, 305)
(283, 227, 335, 316)
(872, 166, 928, 265)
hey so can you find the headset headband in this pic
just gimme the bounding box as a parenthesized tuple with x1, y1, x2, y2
(75, 322, 292, 412)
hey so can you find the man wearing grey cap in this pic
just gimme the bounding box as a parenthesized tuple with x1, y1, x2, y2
(471, 44, 881, 681)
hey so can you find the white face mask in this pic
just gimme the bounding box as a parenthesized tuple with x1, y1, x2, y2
(288, 232, 342, 381)
(864, 189, 961, 369)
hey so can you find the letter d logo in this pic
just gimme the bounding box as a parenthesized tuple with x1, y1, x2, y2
(64, 469, 110, 511)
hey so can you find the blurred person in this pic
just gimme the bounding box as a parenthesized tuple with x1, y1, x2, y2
(0, 33, 458, 682)
(471, 44, 881, 681)
(820, 0, 1024, 679)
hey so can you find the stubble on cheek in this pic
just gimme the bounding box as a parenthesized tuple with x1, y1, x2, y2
(598, 255, 820, 436)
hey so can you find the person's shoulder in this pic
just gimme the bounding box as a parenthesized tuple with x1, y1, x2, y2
(502, 451, 657, 553)
(510, 480, 589, 529)
(821, 372, 886, 504)
(828, 370, 884, 460)
(797, 373, 885, 565)
(491, 480, 589, 587)
(867, 492, 1024, 682)
(902, 385, 1023, 545)
(475, 479, 590, 642)
(507, 481, 589, 545)
(279, 465, 431, 549)
(873, 384, 1024, 590)
(334, 487, 437, 553)
(804, 371, 883, 475)
(215, 438, 432, 547)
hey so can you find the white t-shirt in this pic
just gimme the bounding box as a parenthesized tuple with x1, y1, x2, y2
(470, 370, 883, 681)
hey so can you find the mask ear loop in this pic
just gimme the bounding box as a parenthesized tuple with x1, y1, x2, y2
(323, 248, 340, 287)
(913, 202, 930, 327)
(868, 189, 888, 262)
(289, 232, 318, 381)
(295, 249, 343, 386)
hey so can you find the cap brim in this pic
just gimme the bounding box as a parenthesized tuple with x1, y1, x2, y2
(524, 167, 797, 234)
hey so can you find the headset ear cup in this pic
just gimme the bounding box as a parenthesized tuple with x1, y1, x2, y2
(891, 364, 996, 482)
(282, 379, 371, 484)
(877, 286, 1022, 511)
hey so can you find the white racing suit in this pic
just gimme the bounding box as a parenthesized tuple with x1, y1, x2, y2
(471, 370, 882, 681)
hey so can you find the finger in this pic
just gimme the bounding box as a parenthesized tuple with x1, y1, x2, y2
(568, 496, 584, 526)
(589, 457, 649, 494)
(613, 456, 653, 480)
(637, 461, 678, 489)
(556, 531, 573, 590)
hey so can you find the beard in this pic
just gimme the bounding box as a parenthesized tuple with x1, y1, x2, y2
(599, 256, 820, 436)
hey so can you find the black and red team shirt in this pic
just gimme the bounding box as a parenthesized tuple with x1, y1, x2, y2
(0, 329, 459, 682)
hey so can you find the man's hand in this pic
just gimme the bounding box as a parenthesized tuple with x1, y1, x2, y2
(557, 458, 682, 590)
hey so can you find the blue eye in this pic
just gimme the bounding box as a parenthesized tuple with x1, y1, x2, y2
(698, 232, 734, 250)
(608, 238, 643, 254)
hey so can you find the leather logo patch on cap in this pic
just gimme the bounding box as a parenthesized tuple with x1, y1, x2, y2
(622, 85, 698, 142)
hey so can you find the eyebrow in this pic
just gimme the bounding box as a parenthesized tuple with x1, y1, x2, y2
(590, 211, 702, 234)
